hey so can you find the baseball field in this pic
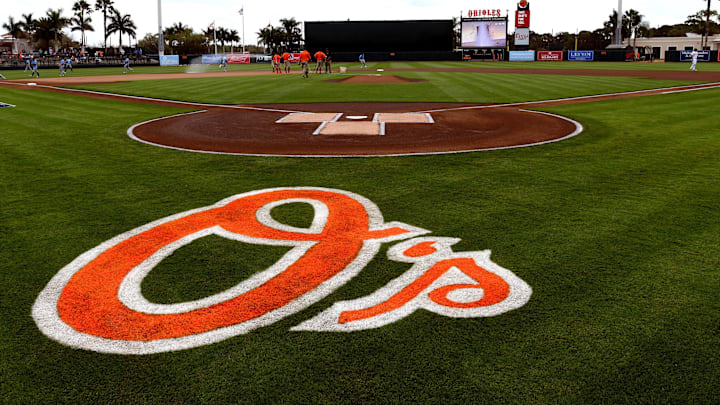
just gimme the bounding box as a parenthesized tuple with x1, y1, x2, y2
(1, 61, 719, 403)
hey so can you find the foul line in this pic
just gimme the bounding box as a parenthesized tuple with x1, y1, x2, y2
(412, 82, 720, 113)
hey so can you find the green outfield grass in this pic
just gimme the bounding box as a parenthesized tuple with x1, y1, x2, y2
(68, 72, 704, 105)
(1, 73, 719, 403)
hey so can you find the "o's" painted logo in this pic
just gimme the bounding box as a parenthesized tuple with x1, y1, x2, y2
(33, 188, 532, 355)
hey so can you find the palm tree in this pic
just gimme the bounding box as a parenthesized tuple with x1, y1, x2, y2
(107, 9, 136, 52)
(217, 27, 229, 52)
(20, 13, 36, 36)
(2, 17, 23, 53)
(228, 29, 240, 52)
(94, 0, 114, 53)
(45, 9, 71, 51)
(624, 9, 644, 47)
(279, 18, 301, 50)
(72, 1, 94, 53)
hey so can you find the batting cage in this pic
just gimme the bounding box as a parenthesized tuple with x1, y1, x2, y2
(304, 20, 455, 61)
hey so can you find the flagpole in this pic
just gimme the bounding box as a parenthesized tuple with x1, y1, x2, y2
(213, 23, 218, 54)
(241, 6, 245, 53)
(157, 0, 164, 57)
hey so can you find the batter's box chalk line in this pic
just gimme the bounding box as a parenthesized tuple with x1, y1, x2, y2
(277, 112, 435, 136)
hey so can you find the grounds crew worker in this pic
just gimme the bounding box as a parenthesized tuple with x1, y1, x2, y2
(282, 51, 291, 74)
(299, 49, 312, 78)
(314, 50, 327, 73)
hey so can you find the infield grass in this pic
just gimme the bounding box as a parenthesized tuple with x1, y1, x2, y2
(66, 72, 706, 105)
(1, 79, 719, 403)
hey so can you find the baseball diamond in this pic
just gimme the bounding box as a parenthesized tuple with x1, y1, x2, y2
(2, 50, 720, 403)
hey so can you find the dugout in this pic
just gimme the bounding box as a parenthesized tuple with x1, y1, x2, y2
(304, 20, 455, 61)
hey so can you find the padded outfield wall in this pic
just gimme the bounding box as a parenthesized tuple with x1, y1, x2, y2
(304, 20, 455, 61)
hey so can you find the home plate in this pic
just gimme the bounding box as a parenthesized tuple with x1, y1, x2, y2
(316, 121, 383, 136)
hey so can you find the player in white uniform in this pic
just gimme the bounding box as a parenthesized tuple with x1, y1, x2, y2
(690, 49, 699, 71)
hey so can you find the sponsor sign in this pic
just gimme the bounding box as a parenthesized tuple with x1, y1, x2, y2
(509, 50, 535, 61)
(537, 51, 563, 61)
(515, 10, 530, 28)
(32, 187, 532, 354)
(568, 50, 594, 61)
(201, 54, 223, 65)
(227, 54, 250, 64)
(514, 28, 530, 46)
(159, 55, 179, 66)
(467, 9, 503, 18)
(680, 50, 710, 62)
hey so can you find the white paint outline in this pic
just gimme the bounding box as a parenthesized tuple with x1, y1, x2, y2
(32, 187, 429, 355)
(292, 237, 532, 332)
(372, 113, 435, 124)
(276, 112, 342, 124)
(127, 109, 584, 157)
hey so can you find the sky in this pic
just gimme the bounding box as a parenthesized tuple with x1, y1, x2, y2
(2, 0, 709, 48)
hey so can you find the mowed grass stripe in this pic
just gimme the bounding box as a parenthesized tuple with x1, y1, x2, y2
(1, 84, 719, 403)
(69, 72, 703, 105)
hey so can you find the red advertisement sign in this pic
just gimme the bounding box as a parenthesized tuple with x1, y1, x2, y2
(515, 10, 530, 28)
(227, 54, 250, 64)
(718, 51, 720, 62)
(467, 9, 503, 18)
(537, 51, 563, 61)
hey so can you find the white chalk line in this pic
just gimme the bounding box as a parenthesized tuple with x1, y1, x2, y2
(411, 82, 720, 113)
(126, 109, 584, 158)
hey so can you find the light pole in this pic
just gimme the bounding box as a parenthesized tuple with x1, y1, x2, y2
(615, 0, 623, 46)
(157, 0, 164, 58)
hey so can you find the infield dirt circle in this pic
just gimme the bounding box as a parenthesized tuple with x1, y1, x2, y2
(130, 102, 580, 157)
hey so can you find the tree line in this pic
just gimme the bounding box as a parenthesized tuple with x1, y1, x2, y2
(3, 0, 136, 55)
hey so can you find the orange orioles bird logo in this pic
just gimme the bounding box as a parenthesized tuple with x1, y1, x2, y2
(33, 188, 532, 354)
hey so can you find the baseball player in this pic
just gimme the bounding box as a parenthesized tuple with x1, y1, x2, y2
(282, 51, 291, 74)
(314, 50, 326, 73)
(31, 58, 40, 77)
(123, 57, 134, 73)
(219, 55, 228, 72)
(272, 52, 282, 74)
(24, 59, 31, 73)
(59, 58, 66, 77)
(66, 57, 73, 72)
(299, 49, 312, 78)
(690, 49, 699, 71)
(359, 53, 367, 68)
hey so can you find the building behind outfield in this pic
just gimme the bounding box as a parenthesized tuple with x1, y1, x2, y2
(304, 20, 455, 61)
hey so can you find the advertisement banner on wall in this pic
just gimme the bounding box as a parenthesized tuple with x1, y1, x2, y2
(537, 51, 563, 61)
(509, 50, 535, 61)
(515, 10, 530, 28)
(160, 55, 179, 66)
(680, 50, 710, 62)
(568, 50, 594, 61)
(514, 28, 530, 46)
(228, 54, 250, 64)
(201, 54, 223, 65)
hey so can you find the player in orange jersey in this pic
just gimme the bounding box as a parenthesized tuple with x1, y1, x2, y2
(313, 50, 327, 73)
(299, 49, 312, 78)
